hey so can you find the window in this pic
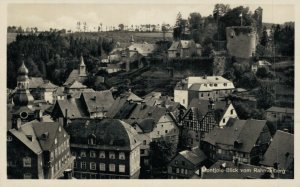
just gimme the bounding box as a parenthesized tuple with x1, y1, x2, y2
(157, 131, 160, 135)
(50, 151, 54, 160)
(175, 160, 178, 165)
(141, 149, 145, 154)
(231, 109, 234, 115)
(99, 151, 105, 158)
(90, 151, 96, 158)
(143, 140, 147, 145)
(208, 93, 210, 97)
(109, 152, 115, 159)
(55, 148, 58, 158)
(7, 136, 12, 142)
(59, 126, 61, 132)
(181, 168, 184, 174)
(119, 165, 125, 173)
(81, 162, 86, 169)
(55, 138, 57, 144)
(183, 99, 185, 104)
(165, 130, 168, 134)
(72, 151, 77, 157)
(23, 157, 31, 167)
(176, 168, 179, 174)
(88, 138, 95, 145)
(224, 83, 227, 86)
(90, 162, 96, 170)
(161, 124, 163, 128)
(201, 93, 204, 97)
(24, 173, 32, 179)
(109, 164, 115, 172)
(80, 151, 86, 157)
(144, 159, 149, 165)
(182, 161, 185, 166)
(119, 152, 125, 160)
(223, 118, 226, 123)
(214, 84, 217, 87)
(185, 169, 188, 175)
(100, 163, 105, 171)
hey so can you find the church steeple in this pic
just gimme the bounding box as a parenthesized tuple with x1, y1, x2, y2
(13, 61, 34, 107)
(79, 55, 87, 77)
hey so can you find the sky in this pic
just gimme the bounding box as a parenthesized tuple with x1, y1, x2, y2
(7, 4, 295, 31)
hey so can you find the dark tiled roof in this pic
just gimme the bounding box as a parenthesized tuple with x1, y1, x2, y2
(266, 106, 294, 114)
(40, 81, 58, 89)
(65, 119, 140, 151)
(56, 99, 87, 119)
(179, 147, 206, 165)
(202, 160, 266, 179)
(261, 130, 294, 170)
(81, 91, 115, 113)
(204, 118, 268, 153)
(188, 98, 227, 116)
(63, 70, 79, 86)
(32, 122, 60, 151)
(28, 77, 44, 89)
(136, 118, 156, 133)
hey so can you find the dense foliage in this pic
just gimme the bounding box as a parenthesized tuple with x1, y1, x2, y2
(7, 32, 115, 88)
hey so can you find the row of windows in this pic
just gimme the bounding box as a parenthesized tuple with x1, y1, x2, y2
(74, 161, 126, 173)
(53, 151, 71, 174)
(171, 167, 188, 175)
(51, 139, 69, 160)
(73, 151, 126, 160)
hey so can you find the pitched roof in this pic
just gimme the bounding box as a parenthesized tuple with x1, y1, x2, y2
(266, 106, 294, 114)
(40, 81, 58, 89)
(81, 91, 115, 113)
(168, 41, 180, 51)
(179, 147, 207, 165)
(32, 122, 60, 151)
(66, 80, 87, 89)
(260, 130, 294, 170)
(65, 119, 140, 151)
(63, 70, 79, 86)
(203, 118, 268, 153)
(56, 98, 87, 119)
(128, 43, 157, 56)
(136, 118, 156, 133)
(55, 87, 65, 96)
(28, 77, 44, 89)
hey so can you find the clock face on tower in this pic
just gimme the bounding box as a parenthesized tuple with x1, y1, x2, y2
(20, 111, 28, 119)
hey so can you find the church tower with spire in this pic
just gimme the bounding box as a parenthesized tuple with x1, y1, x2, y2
(11, 62, 36, 129)
(79, 55, 87, 77)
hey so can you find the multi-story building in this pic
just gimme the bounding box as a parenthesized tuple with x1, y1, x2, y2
(168, 40, 201, 58)
(201, 118, 271, 165)
(181, 98, 238, 147)
(7, 119, 74, 179)
(265, 106, 294, 122)
(65, 119, 141, 179)
(174, 76, 235, 108)
(167, 147, 207, 179)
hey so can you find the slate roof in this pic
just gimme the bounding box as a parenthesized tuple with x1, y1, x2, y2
(81, 91, 115, 113)
(66, 80, 87, 89)
(266, 106, 294, 114)
(179, 147, 207, 165)
(63, 70, 79, 86)
(55, 98, 88, 119)
(9, 120, 67, 154)
(203, 118, 268, 153)
(28, 77, 44, 89)
(136, 118, 156, 133)
(260, 130, 294, 170)
(128, 43, 157, 56)
(65, 119, 141, 151)
(40, 81, 58, 89)
(168, 41, 180, 51)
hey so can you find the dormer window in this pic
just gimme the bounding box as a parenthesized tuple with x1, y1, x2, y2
(119, 152, 125, 160)
(109, 152, 115, 159)
(99, 151, 105, 158)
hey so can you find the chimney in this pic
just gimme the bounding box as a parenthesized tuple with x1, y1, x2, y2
(63, 169, 73, 179)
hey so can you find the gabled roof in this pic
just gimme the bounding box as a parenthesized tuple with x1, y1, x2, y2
(56, 98, 87, 119)
(168, 41, 180, 51)
(66, 80, 87, 89)
(32, 122, 60, 151)
(65, 119, 140, 151)
(28, 77, 44, 89)
(63, 70, 79, 86)
(136, 118, 156, 133)
(81, 91, 115, 113)
(203, 118, 268, 153)
(9, 120, 43, 154)
(128, 43, 157, 56)
(40, 81, 58, 89)
(260, 130, 294, 170)
(266, 106, 294, 114)
(178, 147, 207, 165)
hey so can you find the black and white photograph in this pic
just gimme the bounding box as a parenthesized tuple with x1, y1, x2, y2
(3, 0, 297, 184)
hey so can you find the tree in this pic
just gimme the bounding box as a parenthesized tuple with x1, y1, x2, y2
(260, 26, 268, 46)
(149, 139, 177, 173)
(118, 24, 124, 31)
(102, 38, 116, 55)
(256, 66, 269, 78)
(213, 4, 230, 21)
(188, 12, 202, 30)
